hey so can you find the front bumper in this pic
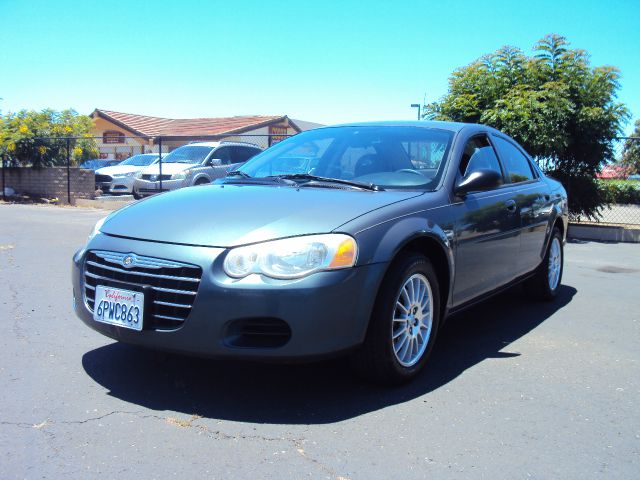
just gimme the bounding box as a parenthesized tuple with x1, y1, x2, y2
(134, 178, 187, 196)
(97, 176, 135, 194)
(72, 233, 386, 360)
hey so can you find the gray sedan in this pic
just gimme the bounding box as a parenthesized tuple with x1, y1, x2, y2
(71, 121, 568, 383)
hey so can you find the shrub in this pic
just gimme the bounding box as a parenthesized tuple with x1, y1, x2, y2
(598, 180, 640, 205)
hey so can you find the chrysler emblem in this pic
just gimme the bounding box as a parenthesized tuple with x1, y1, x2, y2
(122, 255, 135, 267)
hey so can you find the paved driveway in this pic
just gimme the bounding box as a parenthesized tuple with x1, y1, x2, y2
(1, 204, 638, 479)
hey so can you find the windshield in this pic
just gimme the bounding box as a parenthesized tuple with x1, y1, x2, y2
(160, 146, 213, 164)
(80, 159, 120, 169)
(237, 126, 453, 189)
(120, 154, 158, 166)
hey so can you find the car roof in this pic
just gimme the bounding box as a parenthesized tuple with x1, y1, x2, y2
(177, 141, 262, 148)
(320, 120, 501, 135)
(182, 141, 222, 147)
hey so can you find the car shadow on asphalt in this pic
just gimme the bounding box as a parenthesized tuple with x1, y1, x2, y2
(82, 284, 576, 424)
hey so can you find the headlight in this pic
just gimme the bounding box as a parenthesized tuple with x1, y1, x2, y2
(87, 216, 108, 242)
(113, 171, 137, 178)
(172, 171, 189, 180)
(223, 234, 358, 279)
(134, 171, 144, 179)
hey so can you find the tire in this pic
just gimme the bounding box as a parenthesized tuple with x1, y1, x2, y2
(195, 178, 210, 186)
(351, 253, 441, 384)
(525, 227, 563, 301)
(133, 191, 142, 200)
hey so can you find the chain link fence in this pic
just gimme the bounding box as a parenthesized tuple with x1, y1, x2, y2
(92, 133, 280, 160)
(1, 133, 290, 203)
(569, 137, 640, 227)
(571, 204, 640, 226)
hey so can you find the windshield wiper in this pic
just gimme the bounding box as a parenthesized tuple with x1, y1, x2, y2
(222, 172, 297, 186)
(226, 170, 252, 178)
(272, 173, 383, 191)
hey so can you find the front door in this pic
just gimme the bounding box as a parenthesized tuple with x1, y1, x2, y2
(452, 135, 521, 306)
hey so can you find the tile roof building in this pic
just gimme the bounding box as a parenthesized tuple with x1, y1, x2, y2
(90, 109, 319, 159)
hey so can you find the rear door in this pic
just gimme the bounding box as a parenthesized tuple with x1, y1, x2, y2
(452, 135, 521, 306)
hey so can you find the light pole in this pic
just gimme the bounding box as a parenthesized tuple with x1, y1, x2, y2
(410, 103, 421, 121)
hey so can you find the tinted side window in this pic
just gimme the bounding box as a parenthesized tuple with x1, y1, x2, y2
(492, 136, 534, 183)
(459, 136, 502, 177)
(233, 147, 261, 163)
(212, 147, 232, 165)
(230, 147, 245, 163)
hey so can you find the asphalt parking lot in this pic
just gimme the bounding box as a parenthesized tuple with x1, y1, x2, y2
(1, 203, 639, 479)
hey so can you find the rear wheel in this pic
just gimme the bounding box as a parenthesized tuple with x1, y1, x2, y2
(352, 253, 440, 384)
(194, 178, 210, 186)
(526, 227, 563, 301)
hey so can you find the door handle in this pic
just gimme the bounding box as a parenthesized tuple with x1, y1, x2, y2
(505, 200, 517, 213)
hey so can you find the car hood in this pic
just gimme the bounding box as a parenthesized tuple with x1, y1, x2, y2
(140, 163, 197, 175)
(95, 165, 143, 175)
(100, 184, 423, 247)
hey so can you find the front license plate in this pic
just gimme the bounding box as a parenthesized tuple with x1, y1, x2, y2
(93, 285, 144, 331)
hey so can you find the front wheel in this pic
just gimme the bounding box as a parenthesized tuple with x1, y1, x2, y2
(526, 227, 563, 301)
(351, 253, 440, 384)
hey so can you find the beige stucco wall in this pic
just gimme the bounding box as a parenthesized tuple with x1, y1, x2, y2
(221, 121, 298, 149)
(91, 117, 150, 159)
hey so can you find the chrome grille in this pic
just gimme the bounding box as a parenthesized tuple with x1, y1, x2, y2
(141, 174, 172, 181)
(95, 174, 112, 183)
(83, 250, 202, 329)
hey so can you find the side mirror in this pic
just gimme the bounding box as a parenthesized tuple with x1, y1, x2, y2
(454, 169, 503, 196)
(207, 158, 222, 167)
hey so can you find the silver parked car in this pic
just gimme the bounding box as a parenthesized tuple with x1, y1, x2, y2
(133, 141, 262, 198)
(95, 154, 161, 195)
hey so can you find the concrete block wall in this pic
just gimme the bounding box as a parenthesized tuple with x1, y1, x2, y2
(1, 167, 95, 204)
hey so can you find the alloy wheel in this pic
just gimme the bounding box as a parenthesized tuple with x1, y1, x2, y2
(391, 273, 434, 367)
(548, 237, 562, 290)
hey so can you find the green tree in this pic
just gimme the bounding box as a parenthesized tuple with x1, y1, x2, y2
(621, 119, 640, 173)
(424, 34, 629, 219)
(0, 109, 98, 167)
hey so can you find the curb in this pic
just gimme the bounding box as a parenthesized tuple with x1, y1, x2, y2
(568, 223, 640, 243)
(75, 197, 135, 211)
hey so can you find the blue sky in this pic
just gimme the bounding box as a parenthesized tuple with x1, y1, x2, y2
(0, 0, 638, 134)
